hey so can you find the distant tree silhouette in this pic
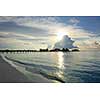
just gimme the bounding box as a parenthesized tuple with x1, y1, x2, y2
(72, 48, 80, 52)
(62, 48, 70, 52)
(0, 48, 80, 53)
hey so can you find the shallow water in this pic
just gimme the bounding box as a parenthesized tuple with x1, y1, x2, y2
(2, 51, 100, 83)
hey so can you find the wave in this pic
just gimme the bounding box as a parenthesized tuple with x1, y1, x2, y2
(4, 56, 65, 83)
(71, 69, 100, 83)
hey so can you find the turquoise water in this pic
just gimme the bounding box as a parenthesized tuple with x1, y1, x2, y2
(2, 51, 100, 83)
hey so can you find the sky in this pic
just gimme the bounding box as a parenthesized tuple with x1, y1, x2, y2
(0, 16, 100, 50)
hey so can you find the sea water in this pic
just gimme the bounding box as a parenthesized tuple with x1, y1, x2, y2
(2, 51, 100, 83)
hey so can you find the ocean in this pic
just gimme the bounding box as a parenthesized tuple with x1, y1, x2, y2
(1, 51, 100, 83)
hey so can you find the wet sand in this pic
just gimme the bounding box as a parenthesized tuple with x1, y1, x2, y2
(0, 55, 52, 83)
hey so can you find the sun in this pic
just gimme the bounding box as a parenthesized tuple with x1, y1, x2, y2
(56, 32, 67, 41)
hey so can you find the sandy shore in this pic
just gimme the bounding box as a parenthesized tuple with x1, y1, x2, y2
(0, 55, 52, 83)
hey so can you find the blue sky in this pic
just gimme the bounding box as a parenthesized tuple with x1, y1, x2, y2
(0, 16, 100, 50)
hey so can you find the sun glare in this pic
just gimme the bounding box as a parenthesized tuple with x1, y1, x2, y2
(56, 32, 67, 41)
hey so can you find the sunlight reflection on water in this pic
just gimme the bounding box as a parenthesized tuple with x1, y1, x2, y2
(58, 52, 64, 69)
(55, 52, 65, 79)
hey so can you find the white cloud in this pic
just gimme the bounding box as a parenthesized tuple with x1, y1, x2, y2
(0, 16, 17, 22)
(0, 16, 99, 50)
(54, 35, 77, 49)
(69, 17, 80, 25)
(0, 32, 35, 39)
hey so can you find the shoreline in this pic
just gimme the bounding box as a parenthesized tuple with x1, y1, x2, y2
(0, 55, 52, 83)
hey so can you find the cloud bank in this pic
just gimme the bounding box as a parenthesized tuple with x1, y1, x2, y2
(0, 16, 100, 50)
(54, 35, 77, 49)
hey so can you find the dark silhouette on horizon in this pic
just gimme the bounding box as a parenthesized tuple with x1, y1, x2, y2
(0, 48, 80, 53)
(71, 48, 80, 52)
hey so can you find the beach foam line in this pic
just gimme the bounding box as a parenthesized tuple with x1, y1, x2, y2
(0, 54, 33, 82)
(0, 55, 53, 83)
(3, 55, 65, 83)
(1, 54, 26, 73)
(4, 56, 58, 71)
(26, 67, 65, 83)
